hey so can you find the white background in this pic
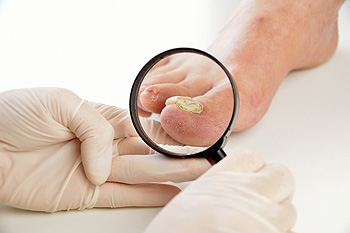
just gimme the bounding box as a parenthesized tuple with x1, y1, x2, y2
(1, 1, 350, 233)
(0, 0, 239, 108)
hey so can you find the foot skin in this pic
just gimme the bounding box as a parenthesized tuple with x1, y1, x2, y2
(138, 0, 343, 146)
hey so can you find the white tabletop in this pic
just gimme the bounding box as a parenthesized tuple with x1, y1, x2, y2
(1, 1, 350, 232)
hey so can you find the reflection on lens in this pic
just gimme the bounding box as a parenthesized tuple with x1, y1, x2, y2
(158, 144, 206, 155)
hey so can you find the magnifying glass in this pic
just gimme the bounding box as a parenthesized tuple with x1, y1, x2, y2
(129, 48, 239, 163)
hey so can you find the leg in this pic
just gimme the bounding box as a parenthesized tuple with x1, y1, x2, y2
(139, 0, 344, 146)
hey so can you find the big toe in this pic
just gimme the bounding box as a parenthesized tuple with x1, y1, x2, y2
(160, 83, 234, 147)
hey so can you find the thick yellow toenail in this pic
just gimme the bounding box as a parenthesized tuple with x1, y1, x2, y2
(165, 96, 203, 114)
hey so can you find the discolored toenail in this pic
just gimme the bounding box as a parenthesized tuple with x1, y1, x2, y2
(165, 96, 203, 114)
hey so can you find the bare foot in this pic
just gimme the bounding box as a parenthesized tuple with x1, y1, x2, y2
(138, 0, 344, 146)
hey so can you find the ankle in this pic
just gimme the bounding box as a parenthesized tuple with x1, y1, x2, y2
(209, 3, 297, 74)
(209, 0, 342, 72)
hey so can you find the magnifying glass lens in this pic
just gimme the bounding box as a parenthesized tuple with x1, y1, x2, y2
(130, 48, 238, 162)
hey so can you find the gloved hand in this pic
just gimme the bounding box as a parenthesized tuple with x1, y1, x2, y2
(0, 88, 211, 212)
(144, 150, 296, 233)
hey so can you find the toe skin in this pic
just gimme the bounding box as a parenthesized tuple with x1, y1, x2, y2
(160, 104, 229, 147)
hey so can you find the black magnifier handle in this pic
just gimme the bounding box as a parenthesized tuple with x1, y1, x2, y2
(211, 149, 227, 164)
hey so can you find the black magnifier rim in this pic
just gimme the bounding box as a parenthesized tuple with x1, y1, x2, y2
(129, 47, 239, 159)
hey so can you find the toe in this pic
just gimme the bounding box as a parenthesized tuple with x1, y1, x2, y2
(140, 84, 190, 113)
(160, 82, 234, 146)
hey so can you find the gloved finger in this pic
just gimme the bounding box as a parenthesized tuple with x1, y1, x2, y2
(95, 182, 180, 208)
(251, 163, 295, 203)
(269, 201, 297, 233)
(113, 137, 154, 156)
(87, 102, 139, 139)
(88, 102, 180, 145)
(107, 154, 211, 184)
(201, 149, 266, 176)
(113, 137, 206, 156)
(69, 100, 114, 185)
(205, 150, 294, 203)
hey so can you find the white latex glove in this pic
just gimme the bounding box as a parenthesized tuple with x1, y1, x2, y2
(0, 88, 211, 212)
(144, 150, 296, 233)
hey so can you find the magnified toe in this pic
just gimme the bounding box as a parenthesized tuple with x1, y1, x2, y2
(139, 84, 190, 113)
(160, 84, 234, 147)
(160, 101, 231, 147)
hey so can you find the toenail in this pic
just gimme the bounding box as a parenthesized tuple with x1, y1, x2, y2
(142, 89, 160, 101)
(165, 96, 203, 114)
(150, 89, 160, 95)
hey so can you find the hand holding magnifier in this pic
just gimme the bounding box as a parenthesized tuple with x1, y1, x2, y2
(130, 48, 239, 163)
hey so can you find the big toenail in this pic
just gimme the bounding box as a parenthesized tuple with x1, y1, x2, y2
(165, 96, 203, 114)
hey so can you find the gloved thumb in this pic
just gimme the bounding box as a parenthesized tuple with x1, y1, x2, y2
(205, 149, 266, 174)
(67, 99, 114, 185)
